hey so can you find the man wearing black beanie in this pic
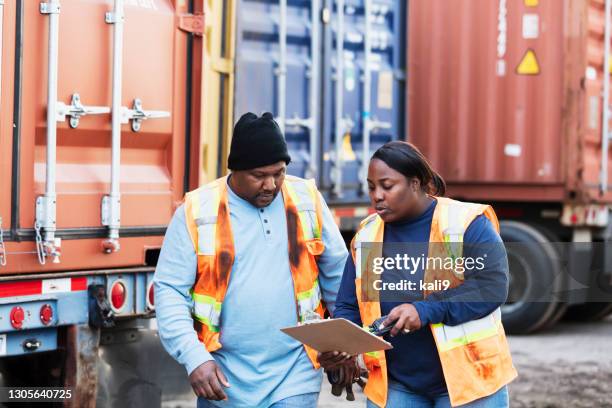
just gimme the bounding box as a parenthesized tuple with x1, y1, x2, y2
(227, 112, 291, 171)
(155, 112, 348, 407)
(226, 112, 292, 208)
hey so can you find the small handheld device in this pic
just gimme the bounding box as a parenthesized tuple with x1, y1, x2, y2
(368, 315, 393, 337)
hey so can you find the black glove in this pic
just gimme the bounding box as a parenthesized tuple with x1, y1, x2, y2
(326, 358, 365, 401)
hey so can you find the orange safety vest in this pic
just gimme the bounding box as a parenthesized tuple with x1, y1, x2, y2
(351, 197, 517, 407)
(183, 175, 327, 368)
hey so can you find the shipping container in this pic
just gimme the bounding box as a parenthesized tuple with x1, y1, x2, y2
(408, 0, 612, 333)
(1, 0, 188, 274)
(408, 0, 612, 204)
(233, 0, 406, 205)
(0, 0, 229, 405)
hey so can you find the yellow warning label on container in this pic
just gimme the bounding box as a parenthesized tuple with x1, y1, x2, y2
(516, 49, 540, 75)
(524, 0, 539, 6)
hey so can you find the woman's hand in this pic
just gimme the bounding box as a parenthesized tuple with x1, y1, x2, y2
(382, 303, 422, 336)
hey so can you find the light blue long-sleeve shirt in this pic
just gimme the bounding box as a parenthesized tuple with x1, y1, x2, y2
(154, 178, 348, 407)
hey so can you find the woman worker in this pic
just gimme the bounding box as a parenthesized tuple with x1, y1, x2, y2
(320, 141, 517, 407)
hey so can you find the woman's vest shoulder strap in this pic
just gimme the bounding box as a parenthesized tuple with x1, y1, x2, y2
(433, 196, 500, 238)
(351, 214, 383, 253)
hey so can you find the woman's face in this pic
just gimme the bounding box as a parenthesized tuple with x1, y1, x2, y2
(367, 158, 421, 223)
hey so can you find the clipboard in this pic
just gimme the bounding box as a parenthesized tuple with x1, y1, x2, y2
(281, 318, 393, 355)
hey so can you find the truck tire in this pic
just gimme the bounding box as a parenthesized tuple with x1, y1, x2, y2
(563, 302, 612, 321)
(537, 301, 569, 330)
(525, 225, 568, 331)
(499, 221, 564, 334)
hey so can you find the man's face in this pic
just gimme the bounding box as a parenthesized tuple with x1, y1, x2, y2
(230, 161, 287, 208)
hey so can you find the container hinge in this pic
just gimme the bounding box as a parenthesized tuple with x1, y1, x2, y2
(120, 98, 170, 132)
(34, 220, 46, 265)
(394, 69, 406, 82)
(211, 58, 234, 74)
(101, 195, 121, 227)
(56, 93, 110, 128)
(105, 11, 124, 25)
(0, 217, 6, 267)
(178, 13, 204, 36)
(35, 196, 61, 264)
(321, 7, 331, 24)
(285, 116, 315, 130)
(366, 118, 392, 132)
(40, 2, 60, 15)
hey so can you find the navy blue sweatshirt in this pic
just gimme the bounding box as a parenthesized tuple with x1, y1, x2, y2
(333, 199, 509, 397)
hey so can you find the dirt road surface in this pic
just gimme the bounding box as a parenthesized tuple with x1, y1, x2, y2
(319, 316, 612, 407)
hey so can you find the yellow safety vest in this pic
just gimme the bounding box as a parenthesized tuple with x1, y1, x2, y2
(351, 197, 517, 407)
(184, 175, 327, 367)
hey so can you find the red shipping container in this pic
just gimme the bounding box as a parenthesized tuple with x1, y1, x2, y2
(408, 0, 612, 204)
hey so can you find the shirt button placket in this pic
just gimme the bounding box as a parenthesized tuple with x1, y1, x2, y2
(260, 208, 271, 239)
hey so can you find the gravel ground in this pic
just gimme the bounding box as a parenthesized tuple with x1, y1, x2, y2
(507, 316, 612, 408)
(319, 316, 612, 407)
(158, 317, 612, 407)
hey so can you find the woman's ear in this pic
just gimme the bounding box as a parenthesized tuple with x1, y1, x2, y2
(410, 178, 420, 193)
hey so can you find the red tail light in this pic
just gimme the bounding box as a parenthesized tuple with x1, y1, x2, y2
(110, 281, 126, 312)
(147, 282, 154, 310)
(10, 307, 25, 329)
(40, 304, 54, 325)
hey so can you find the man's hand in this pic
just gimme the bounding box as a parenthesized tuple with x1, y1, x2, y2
(382, 303, 422, 337)
(317, 351, 354, 371)
(324, 356, 361, 401)
(189, 360, 230, 401)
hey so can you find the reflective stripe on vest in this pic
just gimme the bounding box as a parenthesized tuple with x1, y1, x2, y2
(354, 215, 381, 279)
(297, 279, 322, 322)
(431, 308, 502, 352)
(193, 184, 222, 256)
(284, 176, 322, 240)
(284, 176, 324, 322)
(192, 292, 222, 332)
(438, 199, 480, 263)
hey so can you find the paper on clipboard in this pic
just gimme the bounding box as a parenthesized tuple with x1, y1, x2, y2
(281, 318, 393, 355)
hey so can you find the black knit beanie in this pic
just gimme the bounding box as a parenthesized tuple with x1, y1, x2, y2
(227, 112, 291, 171)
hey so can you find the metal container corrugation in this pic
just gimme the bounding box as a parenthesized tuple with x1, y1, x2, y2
(408, 0, 612, 203)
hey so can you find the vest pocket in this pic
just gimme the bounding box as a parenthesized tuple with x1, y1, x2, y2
(364, 352, 382, 369)
(306, 239, 325, 256)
